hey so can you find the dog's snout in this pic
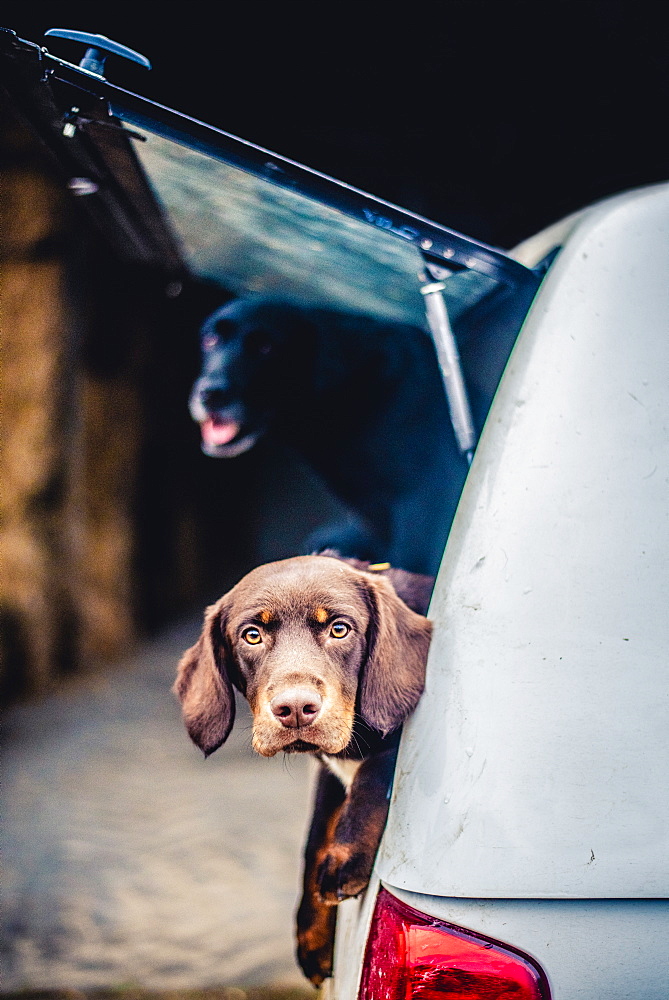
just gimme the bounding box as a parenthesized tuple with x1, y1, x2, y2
(270, 687, 323, 729)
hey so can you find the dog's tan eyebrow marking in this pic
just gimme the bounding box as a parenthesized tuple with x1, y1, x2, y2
(313, 607, 329, 623)
(259, 609, 274, 624)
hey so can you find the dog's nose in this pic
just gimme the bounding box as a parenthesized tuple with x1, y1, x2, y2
(270, 688, 323, 728)
(201, 386, 232, 411)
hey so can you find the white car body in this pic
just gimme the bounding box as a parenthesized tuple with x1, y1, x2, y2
(331, 183, 669, 999)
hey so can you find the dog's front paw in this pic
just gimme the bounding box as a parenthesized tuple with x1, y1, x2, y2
(296, 891, 336, 986)
(297, 935, 333, 988)
(316, 843, 374, 904)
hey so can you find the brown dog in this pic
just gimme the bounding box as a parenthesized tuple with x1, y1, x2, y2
(174, 553, 432, 985)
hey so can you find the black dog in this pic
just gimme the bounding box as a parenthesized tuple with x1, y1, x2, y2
(189, 297, 469, 576)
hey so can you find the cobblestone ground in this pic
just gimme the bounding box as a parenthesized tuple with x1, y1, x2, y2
(1, 621, 315, 993)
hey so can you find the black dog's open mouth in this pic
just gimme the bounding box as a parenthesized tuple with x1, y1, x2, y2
(189, 383, 264, 458)
(200, 414, 242, 449)
(284, 739, 320, 753)
(197, 412, 264, 458)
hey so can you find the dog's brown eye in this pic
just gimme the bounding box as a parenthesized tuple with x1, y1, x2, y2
(330, 622, 350, 638)
(242, 627, 262, 645)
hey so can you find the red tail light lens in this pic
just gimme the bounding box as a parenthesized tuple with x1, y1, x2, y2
(359, 888, 550, 999)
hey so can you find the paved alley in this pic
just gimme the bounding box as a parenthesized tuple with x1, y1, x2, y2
(1, 620, 314, 992)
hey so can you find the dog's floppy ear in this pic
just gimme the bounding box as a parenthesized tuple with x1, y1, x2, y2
(359, 573, 432, 736)
(173, 597, 235, 757)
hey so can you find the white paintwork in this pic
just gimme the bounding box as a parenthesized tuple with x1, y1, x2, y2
(509, 204, 588, 267)
(377, 183, 669, 898)
(509, 182, 667, 268)
(330, 879, 378, 1000)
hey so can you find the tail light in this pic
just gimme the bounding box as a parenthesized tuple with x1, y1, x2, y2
(359, 888, 551, 999)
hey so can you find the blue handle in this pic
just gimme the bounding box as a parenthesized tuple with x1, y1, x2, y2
(44, 29, 151, 76)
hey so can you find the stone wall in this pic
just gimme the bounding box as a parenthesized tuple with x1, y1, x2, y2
(0, 96, 147, 697)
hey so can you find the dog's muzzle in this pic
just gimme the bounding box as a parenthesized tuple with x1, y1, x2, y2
(189, 381, 262, 457)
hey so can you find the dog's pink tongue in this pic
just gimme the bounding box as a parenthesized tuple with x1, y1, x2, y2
(201, 417, 240, 447)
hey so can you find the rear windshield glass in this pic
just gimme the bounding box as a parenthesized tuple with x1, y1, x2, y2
(133, 129, 499, 325)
